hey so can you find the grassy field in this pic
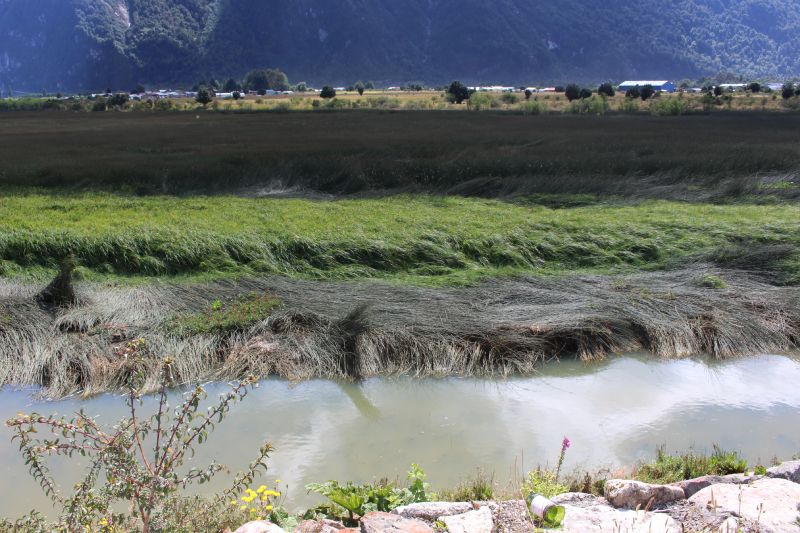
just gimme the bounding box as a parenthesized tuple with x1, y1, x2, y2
(1, 194, 800, 285)
(1, 110, 800, 397)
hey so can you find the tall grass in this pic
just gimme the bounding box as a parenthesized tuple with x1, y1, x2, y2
(1, 265, 798, 398)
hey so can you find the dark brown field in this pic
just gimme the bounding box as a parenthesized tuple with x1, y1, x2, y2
(2, 110, 800, 197)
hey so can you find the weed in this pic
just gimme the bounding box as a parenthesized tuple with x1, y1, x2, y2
(521, 468, 569, 499)
(164, 292, 283, 336)
(632, 444, 746, 484)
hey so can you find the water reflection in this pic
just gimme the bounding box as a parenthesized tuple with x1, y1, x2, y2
(1, 352, 799, 519)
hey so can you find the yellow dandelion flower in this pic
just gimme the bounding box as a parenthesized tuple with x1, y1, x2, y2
(257, 516, 263, 520)
(261, 495, 267, 501)
(240, 505, 247, 511)
(266, 505, 273, 510)
(230, 501, 237, 506)
(250, 509, 257, 514)
(241, 496, 248, 501)
(246, 488, 257, 495)
(258, 485, 267, 493)
(275, 479, 280, 483)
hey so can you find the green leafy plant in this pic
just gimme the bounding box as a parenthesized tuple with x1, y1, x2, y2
(709, 444, 747, 475)
(165, 291, 283, 335)
(3, 339, 273, 533)
(306, 464, 435, 525)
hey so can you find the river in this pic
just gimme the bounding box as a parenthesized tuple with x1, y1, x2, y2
(1, 351, 799, 519)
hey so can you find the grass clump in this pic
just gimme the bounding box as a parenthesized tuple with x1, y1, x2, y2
(521, 469, 570, 499)
(691, 274, 728, 289)
(437, 468, 500, 502)
(164, 291, 283, 335)
(632, 444, 748, 484)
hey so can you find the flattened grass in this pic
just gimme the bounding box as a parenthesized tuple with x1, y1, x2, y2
(1, 193, 800, 284)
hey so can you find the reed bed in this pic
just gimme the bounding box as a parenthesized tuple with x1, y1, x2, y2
(1, 266, 798, 398)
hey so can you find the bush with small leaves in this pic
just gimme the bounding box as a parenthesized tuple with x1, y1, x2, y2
(4, 340, 273, 533)
(640, 84, 655, 101)
(565, 84, 581, 101)
(320, 86, 336, 99)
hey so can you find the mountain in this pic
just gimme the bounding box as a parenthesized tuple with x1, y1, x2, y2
(1, 0, 800, 93)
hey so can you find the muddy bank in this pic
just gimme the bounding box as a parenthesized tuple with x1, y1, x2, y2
(1, 266, 799, 398)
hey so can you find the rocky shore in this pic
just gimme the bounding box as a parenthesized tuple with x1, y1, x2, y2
(231, 461, 800, 533)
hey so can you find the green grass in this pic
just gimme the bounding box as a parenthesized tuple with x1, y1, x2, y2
(1, 192, 799, 285)
(632, 444, 748, 485)
(164, 291, 283, 335)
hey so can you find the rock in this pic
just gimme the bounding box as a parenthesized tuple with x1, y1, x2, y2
(672, 474, 762, 498)
(233, 521, 287, 533)
(605, 480, 686, 509)
(360, 511, 434, 533)
(442, 507, 493, 533)
(390, 502, 474, 522)
(688, 478, 800, 533)
(552, 492, 681, 533)
(767, 460, 800, 484)
(295, 520, 340, 533)
(322, 520, 347, 530)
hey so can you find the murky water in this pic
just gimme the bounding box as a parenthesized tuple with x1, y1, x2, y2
(2, 352, 799, 519)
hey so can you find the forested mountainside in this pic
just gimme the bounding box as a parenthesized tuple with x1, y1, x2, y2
(1, 0, 799, 93)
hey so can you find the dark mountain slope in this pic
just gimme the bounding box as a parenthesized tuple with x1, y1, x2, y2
(1, 0, 799, 93)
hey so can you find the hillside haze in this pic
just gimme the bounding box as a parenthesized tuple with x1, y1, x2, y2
(1, 0, 799, 92)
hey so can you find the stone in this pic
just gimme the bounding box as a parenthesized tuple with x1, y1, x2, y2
(295, 520, 340, 533)
(390, 502, 473, 522)
(672, 474, 763, 498)
(767, 460, 800, 484)
(442, 507, 493, 533)
(233, 521, 287, 533)
(605, 480, 686, 509)
(322, 520, 348, 530)
(688, 478, 800, 533)
(360, 511, 434, 533)
(552, 492, 681, 533)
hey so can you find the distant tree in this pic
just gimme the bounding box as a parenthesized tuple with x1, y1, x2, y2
(106, 86, 112, 95)
(92, 97, 108, 112)
(56, 91, 63, 99)
(640, 84, 655, 101)
(625, 85, 640, 99)
(223, 78, 241, 92)
(565, 84, 581, 101)
(598, 83, 615, 97)
(554, 86, 565, 93)
(346, 85, 355, 92)
(796, 87, 800, 97)
(525, 89, 532, 100)
(579, 88, 592, 99)
(8, 86, 12, 98)
(232, 91, 241, 100)
(355, 80, 365, 96)
(365, 81, 375, 90)
(447, 80, 471, 104)
(266, 69, 290, 91)
(109, 93, 129, 107)
(679, 79, 691, 89)
(781, 83, 795, 99)
(196, 88, 213, 106)
(713, 85, 723, 97)
(133, 83, 146, 94)
(297, 82, 307, 92)
(244, 70, 269, 93)
(320, 86, 336, 99)
(748, 82, 761, 93)
(209, 78, 220, 90)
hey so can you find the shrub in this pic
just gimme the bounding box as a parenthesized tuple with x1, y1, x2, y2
(625, 85, 641, 99)
(650, 98, 689, 116)
(619, 99, 640, 112)
(501, 92, 520, 105)
(154, 99, 174, 111)
(469, 92, 500, 110)
(447, 80, 471, 104)
(196, 88, 213, 106)
(165, 292, 283, 336)
(520, 100, 547, 115)
(598, 83, 616, 97)
(783, 83, 796, 99)
(579, 88, 592, 99)
(91, 97, 108, 112)
(525, 89, 532, 100)
(780, 97, 800, 110)
(3, 340, 273, 533)
(565, 84, 581, 101)
(640, 84, 656, 101)
(564, 95, 609, 115)
(320, 86, 336, 99)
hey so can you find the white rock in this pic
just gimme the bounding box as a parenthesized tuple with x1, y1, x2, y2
(233, 521, 286, 533)
(605, 479, 686, 509)
(390, 502, 473, 522)
(553, 493, 680, 533)
(767, 460, 800, 484)
(688, 478, 800, 533)
(442, 507, 493, 533)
